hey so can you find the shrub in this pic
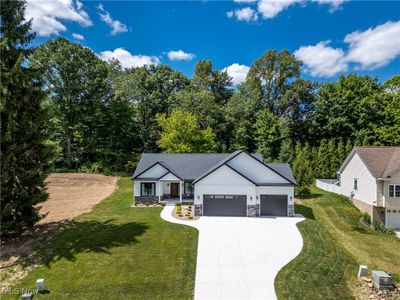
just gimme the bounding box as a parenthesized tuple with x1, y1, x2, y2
(361, 212, 371, 225)
(175, 203, 182, 207)
(372, 221, 395, 235)
(178, 214, 183, 217)
(188, 216, 193, 220)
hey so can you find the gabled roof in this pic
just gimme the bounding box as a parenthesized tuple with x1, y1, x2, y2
(133, 153, 232, 180)
(338, 147, 400, 179)
(133, 151, 296, 185)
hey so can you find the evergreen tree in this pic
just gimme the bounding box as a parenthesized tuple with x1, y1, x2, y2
(1, 0, 53, 235)
(327, 139, 337, 177)
(316, 140, 330, 178)
(278, 140, 294, 164)
(293, 147, 313, 196)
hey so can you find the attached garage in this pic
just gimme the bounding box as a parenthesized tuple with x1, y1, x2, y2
(203, 195, 247, 217)
(386, 209, 400, 229)
(260, 195, 288, 216)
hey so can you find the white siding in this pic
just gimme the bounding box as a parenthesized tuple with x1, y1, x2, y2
(161, 182, 170, 195)
(158, 172, 180, 181)
(228, 152, 289, 184)
(134, 181, 140, 196)
(194, 165, 255, 207)
(340, 153, 377, 205)
(138, 164, 168, 179)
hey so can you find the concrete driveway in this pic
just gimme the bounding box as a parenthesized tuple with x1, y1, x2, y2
(161, 204, 304, 300)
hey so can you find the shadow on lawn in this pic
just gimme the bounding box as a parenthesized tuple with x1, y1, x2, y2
(39, 219, 148, 266)
(295, 204, 315, 220)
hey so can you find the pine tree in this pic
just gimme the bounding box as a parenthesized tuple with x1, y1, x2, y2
(327, 139, 337, 177)
(293, 147, 313, 196)
(316, 139, 330, 178)
(278, 139, 294, 163)
(1, 0, 53, 236)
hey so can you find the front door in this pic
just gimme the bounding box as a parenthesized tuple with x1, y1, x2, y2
(170, 183, 179, 197)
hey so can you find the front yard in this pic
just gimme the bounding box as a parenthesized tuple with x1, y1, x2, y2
(4, 177, 198, 299)
(275, 186, 400, 299)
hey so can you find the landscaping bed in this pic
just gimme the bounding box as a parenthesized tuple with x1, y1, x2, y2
(172, 203, 199, 221)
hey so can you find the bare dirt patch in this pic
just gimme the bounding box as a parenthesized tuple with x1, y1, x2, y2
(40, 173, 118, 223)
(0, 173, 118, 291)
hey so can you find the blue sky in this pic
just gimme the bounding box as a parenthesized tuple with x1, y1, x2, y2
(28, 0, 400, 83)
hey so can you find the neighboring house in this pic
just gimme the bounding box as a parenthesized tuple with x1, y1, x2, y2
(337, 147, 400, 229)
(132, 150, 296, 217)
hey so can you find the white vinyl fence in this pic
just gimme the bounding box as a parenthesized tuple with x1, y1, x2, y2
(316, 179, 341, 195)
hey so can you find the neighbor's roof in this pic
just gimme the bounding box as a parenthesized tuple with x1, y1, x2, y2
(339, 146, 400, 178)
(133, 151, 296, 184)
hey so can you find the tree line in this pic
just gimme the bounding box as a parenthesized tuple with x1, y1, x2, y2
(1, 0, 399, 235)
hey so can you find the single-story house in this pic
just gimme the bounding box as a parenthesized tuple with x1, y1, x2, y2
(132, 150, 296, 217)
(337, 146, 400, 229)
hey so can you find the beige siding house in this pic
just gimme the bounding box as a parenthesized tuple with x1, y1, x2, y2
(337, 147, 400, 229)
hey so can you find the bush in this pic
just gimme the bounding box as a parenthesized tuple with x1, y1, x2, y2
(372, 221, 395, 235)
(361, 212, 371, 225)
(295, 186, 310, 197)
(175, 203, 182, 207)
(178, 214, 183, 217)
(188, 216, 193, 220)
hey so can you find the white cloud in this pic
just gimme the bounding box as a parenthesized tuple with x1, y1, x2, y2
(98, 48, 160, 68)
(227, 7, 259, 22)
(167, 50, 196, 61)
(257, 0, 301, 19)
(229, 0, 345, 21)
(97, 3, 128, 35)
(294, 41, 348, 77)
(314, 0, 347, 12)
(26, 0, 92, 36)
(223, 63, 250, 85)
(294, 20, 400, 77)
(345, 21, 400, 70)
(72, 33, 84, 40)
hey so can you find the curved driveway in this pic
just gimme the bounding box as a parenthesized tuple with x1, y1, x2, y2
(161, 204, 304, 300)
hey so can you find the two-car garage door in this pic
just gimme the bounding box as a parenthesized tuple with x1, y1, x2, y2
(203, 194, 288, 217)
(203, 195, 247, 216)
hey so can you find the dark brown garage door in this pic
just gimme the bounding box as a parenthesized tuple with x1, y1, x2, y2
(260, 195, 287, 216)
(203, 195, 247, 216)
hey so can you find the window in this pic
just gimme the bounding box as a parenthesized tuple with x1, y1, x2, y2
(353, 178, 358, 191)
(184, 181, 194, 194)
(389, 184, 400, 197)
(141, 182, 155, 196)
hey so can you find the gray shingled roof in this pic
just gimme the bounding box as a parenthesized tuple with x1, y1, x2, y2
(133, 151, 296, 185)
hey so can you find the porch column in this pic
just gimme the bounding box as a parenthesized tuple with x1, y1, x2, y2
(179, 180, 182, 203)
(158, 181, 161, 202)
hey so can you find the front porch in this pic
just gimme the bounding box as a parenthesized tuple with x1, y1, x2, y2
(134, 179, 194, 206)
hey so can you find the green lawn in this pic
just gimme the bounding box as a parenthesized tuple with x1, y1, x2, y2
(275, 185, 400, 300)
(7, 177, 198, 299)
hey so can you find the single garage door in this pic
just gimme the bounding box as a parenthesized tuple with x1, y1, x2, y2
(386, 209, 400, 229)
(260, 195, 287, 216)
(203, 195, 247, 216)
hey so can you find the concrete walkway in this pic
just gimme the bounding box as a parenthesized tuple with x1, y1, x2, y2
(161, 203, 304, 300)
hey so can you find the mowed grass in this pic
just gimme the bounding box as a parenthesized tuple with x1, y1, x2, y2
(275, 186, 400, 299)
(7, 177, 198, 299)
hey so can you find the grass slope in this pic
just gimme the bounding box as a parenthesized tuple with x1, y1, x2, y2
(8, 177, 198, 299)
(275, 186, 400, 299)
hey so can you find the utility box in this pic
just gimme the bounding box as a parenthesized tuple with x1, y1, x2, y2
(36, 278, 45, 292)
(372, 270, 393, 290)
(358, 265, 368, 278)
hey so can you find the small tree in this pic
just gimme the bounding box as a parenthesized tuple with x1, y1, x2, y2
(293, 147, 314, 196)
(156, 109, 216, 153)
